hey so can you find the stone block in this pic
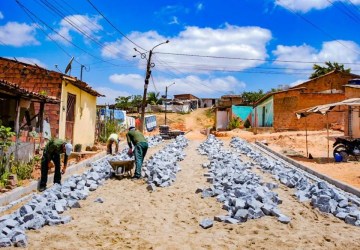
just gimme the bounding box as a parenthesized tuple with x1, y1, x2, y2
(336, 212, 349, 219)
(278, 215, 291, 224)
(225, 217, 239, 224)
(214, 215, 229, 222)
(13, 234, 28, 248)
(68, 199, 81, 209)
(233, 209, 248, 221)
(345, 215, 357, 226)
(61, 216, 72, 224)
(94, 198, 104, 203)
(199, 219, 213, 229)
(0, 238, 12, 247)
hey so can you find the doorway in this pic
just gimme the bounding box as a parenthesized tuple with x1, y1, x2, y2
(65, 93, 76, 142)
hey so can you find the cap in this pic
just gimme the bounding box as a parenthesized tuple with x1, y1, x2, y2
(129, 126, 135, 131)
(65, 143, 73, 156)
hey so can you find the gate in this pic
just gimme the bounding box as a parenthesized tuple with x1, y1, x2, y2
(66, 93, 76, 142)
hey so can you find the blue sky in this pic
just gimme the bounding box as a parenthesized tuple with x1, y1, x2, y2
(1, 0, 360, 104)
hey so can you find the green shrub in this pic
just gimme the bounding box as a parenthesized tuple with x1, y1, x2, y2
(228, 117, 243, 130)
(11, 161, 33, 180)
(74, 144, 82, 152)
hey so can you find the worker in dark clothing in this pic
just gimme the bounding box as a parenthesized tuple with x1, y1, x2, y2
(38, 139, 73, 192)
(126, 126, 148, 179)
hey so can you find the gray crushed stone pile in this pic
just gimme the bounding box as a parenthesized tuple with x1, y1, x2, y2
(230, 137, 360, 227)
(197, 135, 290, 225)
(143, 135, 188, 191)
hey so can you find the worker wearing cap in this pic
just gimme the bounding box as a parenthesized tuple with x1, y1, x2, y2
(126, 126, 148, 179)
(38, 139, 73, 192)
(107, 133, 120, 155)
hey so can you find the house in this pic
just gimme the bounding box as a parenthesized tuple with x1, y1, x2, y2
(0, 79, 59, 161)
(200, 98, 218, 108)
(215, 95, 243, 130)
(0, 57, 104, 146)
(173, 94, 199, 110)
(344, 79, 360, 137)
(252, 70, 360, 131)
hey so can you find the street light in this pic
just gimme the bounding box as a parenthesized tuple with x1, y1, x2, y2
(134, 40, 169, 133)
(164, 82, 175, 125)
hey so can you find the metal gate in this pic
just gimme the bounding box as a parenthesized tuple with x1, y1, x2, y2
(65, 93, 76, 142)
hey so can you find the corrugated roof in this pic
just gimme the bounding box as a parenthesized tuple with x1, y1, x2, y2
(0, 79, 60, 103)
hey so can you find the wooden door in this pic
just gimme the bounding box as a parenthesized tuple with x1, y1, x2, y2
(65, 93, 76, 142)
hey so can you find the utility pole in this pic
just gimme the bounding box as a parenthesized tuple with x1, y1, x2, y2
(135, 40, 169, 133)
(164, 82, 175, 125)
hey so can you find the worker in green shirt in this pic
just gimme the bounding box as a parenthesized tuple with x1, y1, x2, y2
(38, 139, 73, 192)
(126, 126, 148, 179)
(107, 133, 120, 155)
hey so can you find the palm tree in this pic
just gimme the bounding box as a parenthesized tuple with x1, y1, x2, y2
(309, 61, 351, 79)
(147, 92, 161, 105)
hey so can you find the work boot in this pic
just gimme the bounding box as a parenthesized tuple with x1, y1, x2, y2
(38, 186, 46, 192)
(131, 175, 141, 180)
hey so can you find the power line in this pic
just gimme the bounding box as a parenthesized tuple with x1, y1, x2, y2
(156, 51, 360, 66)
(86, 0, 147, 52)
(15, 0, 118, 66)
(326, 0, 360, 24)
(277, 0, 360, 57)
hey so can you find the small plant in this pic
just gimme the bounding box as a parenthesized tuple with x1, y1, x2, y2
(74, 144, 82, 152)
(39, 90, 47, 96)
(228, 117, 243, 130)
(10, 161, 33, 180)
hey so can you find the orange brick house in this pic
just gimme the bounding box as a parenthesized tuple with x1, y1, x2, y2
(252, 70, 360, 131)
(0, 57, 103, 146)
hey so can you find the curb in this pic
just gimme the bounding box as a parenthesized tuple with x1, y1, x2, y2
(255, 142, 360, 198)
(0, 151, 107, 208)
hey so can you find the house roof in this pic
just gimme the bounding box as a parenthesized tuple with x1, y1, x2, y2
(253, 87, 306, 106)
(295, 98, 360, 118)
(221, 95, 242, 98)
(0, 79, 60, 104)
(290, 70, 360, 89)
(0, 57, 104, 97)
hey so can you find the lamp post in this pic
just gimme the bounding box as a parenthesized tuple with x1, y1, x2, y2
(134, 40, 169, 133)
(164, 82, 175, 125)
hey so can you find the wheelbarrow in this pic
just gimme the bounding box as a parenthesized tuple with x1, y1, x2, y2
(108, 160, 135, 178)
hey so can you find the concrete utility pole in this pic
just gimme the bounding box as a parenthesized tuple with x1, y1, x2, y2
(135, 40, 169, 133)
(165, 82, 175, 125)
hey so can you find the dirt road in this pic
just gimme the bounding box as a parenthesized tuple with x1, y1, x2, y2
(21, 134, 360, 250)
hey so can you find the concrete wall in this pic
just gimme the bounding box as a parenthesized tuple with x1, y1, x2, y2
(254, 96, 273, 127)
(344, 86, 360, 137)
(59, 80, 97, 146)
(273, 91, 345, 131)
(216, 110, 229, 130)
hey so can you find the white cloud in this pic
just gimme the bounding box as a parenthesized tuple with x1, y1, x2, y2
(196, 3, 204, 11)
(0, 11, 4, 20)
(49, 15, 102, 44)
(169, 16, 179, 25)
(0, 22, 39, 47)
(101, 24, 272, 74)
(95, 87, 131, 105)
(275, 0, 360, 13)
(109, 73, 246, 96)
(288, 79, 306, 87)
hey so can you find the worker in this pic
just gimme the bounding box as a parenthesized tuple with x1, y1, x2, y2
(107, 133, 120, 155)
(38, 139, 73, 192)
(126, 126, 148, 179)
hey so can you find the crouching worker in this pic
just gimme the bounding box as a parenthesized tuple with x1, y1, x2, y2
(38, 139, 73, 192)
(107, 133, 120, 155)
(126, 126, 148, 179)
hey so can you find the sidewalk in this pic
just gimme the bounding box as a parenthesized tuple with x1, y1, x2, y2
(0, 150, 107, 209)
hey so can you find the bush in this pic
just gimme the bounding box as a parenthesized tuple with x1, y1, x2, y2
(11, 161, 33, 180)
(74, 144, 82, 152)
(228, 117, 243, 130)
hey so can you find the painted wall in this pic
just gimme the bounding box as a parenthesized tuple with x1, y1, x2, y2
(254, 96, 273, 127)
(59, 80, 97, 146)
(216, 110, 228, 130)
(345, 86, 360, 137)
(232, 105, 253, 122)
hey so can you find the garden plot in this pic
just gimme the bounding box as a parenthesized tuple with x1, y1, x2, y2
(230, 137, 360, 227)
(197, 135, 290, 226)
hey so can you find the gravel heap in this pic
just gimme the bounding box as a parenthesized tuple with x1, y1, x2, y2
(197, 135, 290, 225)
(230, 137, 360, 227)
(143, 135, 189, 191)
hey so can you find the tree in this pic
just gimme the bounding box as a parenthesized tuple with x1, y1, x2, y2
(241, 90, 265, 104)
(115, 96, 132, 110)
(309, 61, 351, 79)
(130, 95, 143, 112)
(147, 92, 161, 105)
